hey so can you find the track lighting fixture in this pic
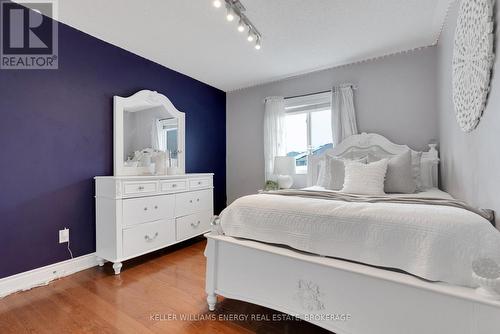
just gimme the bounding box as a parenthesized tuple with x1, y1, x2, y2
(212, 0, 263, 49)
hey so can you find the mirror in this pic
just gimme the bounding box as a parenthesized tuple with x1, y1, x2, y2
(114, 90, 185, 176)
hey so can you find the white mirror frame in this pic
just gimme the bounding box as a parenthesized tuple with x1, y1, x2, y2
(113, 90, 186, 176)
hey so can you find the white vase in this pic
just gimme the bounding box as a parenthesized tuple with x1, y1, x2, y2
(153, 152, 167, 175)
(167, 167, 182, 175)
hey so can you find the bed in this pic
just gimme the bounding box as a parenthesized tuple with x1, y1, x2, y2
(205, 133, 500, 334)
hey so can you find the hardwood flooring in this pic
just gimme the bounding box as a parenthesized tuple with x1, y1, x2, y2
(0, 238, 330, 334)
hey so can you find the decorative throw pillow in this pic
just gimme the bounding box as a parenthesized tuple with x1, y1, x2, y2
(411, 151, 423, 191)
(327, 156, 367, 190)
(419, 159, 434, 190)
(367, 150, 416, 193)
(316, 157, 329, 187)
(342, 159, 388, 195)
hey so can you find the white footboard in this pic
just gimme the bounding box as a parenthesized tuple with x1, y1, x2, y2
(205, 233, 500, 334)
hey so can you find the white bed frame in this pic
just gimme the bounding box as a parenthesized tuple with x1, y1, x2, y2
(205, 133, 500, 334)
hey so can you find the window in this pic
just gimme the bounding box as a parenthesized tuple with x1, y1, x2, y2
(284, 92, 333, 174)
(160, 119, 179, 159)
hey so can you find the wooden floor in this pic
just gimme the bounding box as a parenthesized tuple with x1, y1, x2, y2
(0, 238, 330, 334)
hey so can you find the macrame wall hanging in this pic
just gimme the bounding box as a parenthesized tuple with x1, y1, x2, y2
(452, 0, 495, 132)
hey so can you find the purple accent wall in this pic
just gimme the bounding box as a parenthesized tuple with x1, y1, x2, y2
(0, 20, 226, 279)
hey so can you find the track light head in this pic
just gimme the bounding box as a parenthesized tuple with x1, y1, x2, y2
(247, 31, 255, 42)
(237, 19, 245, 32)
(226, 5, 235, 21)
(255, 39, 261, 50)
(212, 0, 222, 8)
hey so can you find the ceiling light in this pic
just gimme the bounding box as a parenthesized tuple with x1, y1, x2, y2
(226, 5, 235, 21)
(255, 39, 261, 50)
(212, 0, 263, 50)
(237, 19, 245, 32)
(247, 31, 255, 42)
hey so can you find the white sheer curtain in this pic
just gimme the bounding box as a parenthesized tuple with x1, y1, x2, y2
(151, 119, 167, 151)
(331, 85, 358, 145)
(263, 96, 286, 181)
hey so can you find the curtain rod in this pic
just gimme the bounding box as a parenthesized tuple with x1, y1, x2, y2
(284, 84, 358, 100)
(285, 90, 330, 100)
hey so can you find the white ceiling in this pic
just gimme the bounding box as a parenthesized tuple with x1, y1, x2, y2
(31, 0, 452, 91)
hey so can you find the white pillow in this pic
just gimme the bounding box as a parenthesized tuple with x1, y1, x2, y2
(365, 150, 423, 192)
(342, 159, 389, 195)
(419, 158, 434, 190)
(316, 155, 366, 188)
(327, 156, 368, 190)
(411, 151, 423, 191)
(316, 157, 329, 187)
(367, 150, 416, 193)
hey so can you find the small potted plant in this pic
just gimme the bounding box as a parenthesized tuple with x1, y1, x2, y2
(264, 180, 279, 191)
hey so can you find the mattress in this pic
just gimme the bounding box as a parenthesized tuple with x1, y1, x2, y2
(218, 188, 500, 288)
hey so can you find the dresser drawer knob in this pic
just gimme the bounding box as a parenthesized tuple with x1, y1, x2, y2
(172, 184, 177, 188)
(138, 186, 145, 190)
(144, 207, 148, 211)
(198, 181, 202, 185)
(189, 200, 193, 203)
(154, 205, 158, 209)
(196, 198, 200, 202)
(191, 221, 201, 228)
(144, 232, 159, 241)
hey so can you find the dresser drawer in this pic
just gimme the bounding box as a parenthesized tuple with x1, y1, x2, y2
(122, 219, 175, 258)
(176, 211, 212, 241)
(123, 181, 157, 196)
(160, 180, 187, 193)
(122, 195, 175, 226)
(175, 189, 213, 217)
(189, 178, 213, 190)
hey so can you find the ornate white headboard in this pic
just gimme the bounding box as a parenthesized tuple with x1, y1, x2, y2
(307, 133, 439, 188)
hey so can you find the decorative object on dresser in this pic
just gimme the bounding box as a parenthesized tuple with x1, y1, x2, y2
(273, 156, 295, 189)
(95, 174, 214, 274)
(95, 89, 214, 274)
(452, 0, 495, 133)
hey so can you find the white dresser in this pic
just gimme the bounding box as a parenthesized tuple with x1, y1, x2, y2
(94, 173, 214, 274)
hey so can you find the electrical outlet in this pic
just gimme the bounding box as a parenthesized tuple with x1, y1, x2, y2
(59, 228, 69, 244)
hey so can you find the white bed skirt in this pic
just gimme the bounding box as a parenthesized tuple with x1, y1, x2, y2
(205, 233, 500, 334)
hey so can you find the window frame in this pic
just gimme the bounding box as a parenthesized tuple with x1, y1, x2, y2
(284, 92, 332, 174)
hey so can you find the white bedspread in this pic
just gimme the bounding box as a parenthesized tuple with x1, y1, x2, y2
(219, 188, 500, 288)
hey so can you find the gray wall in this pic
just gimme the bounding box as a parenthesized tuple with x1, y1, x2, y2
(438, 2, 500, 225)
(227, 48, 439, 203)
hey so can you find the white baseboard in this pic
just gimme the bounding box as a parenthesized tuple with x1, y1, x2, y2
(0, 253, 98, 298)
